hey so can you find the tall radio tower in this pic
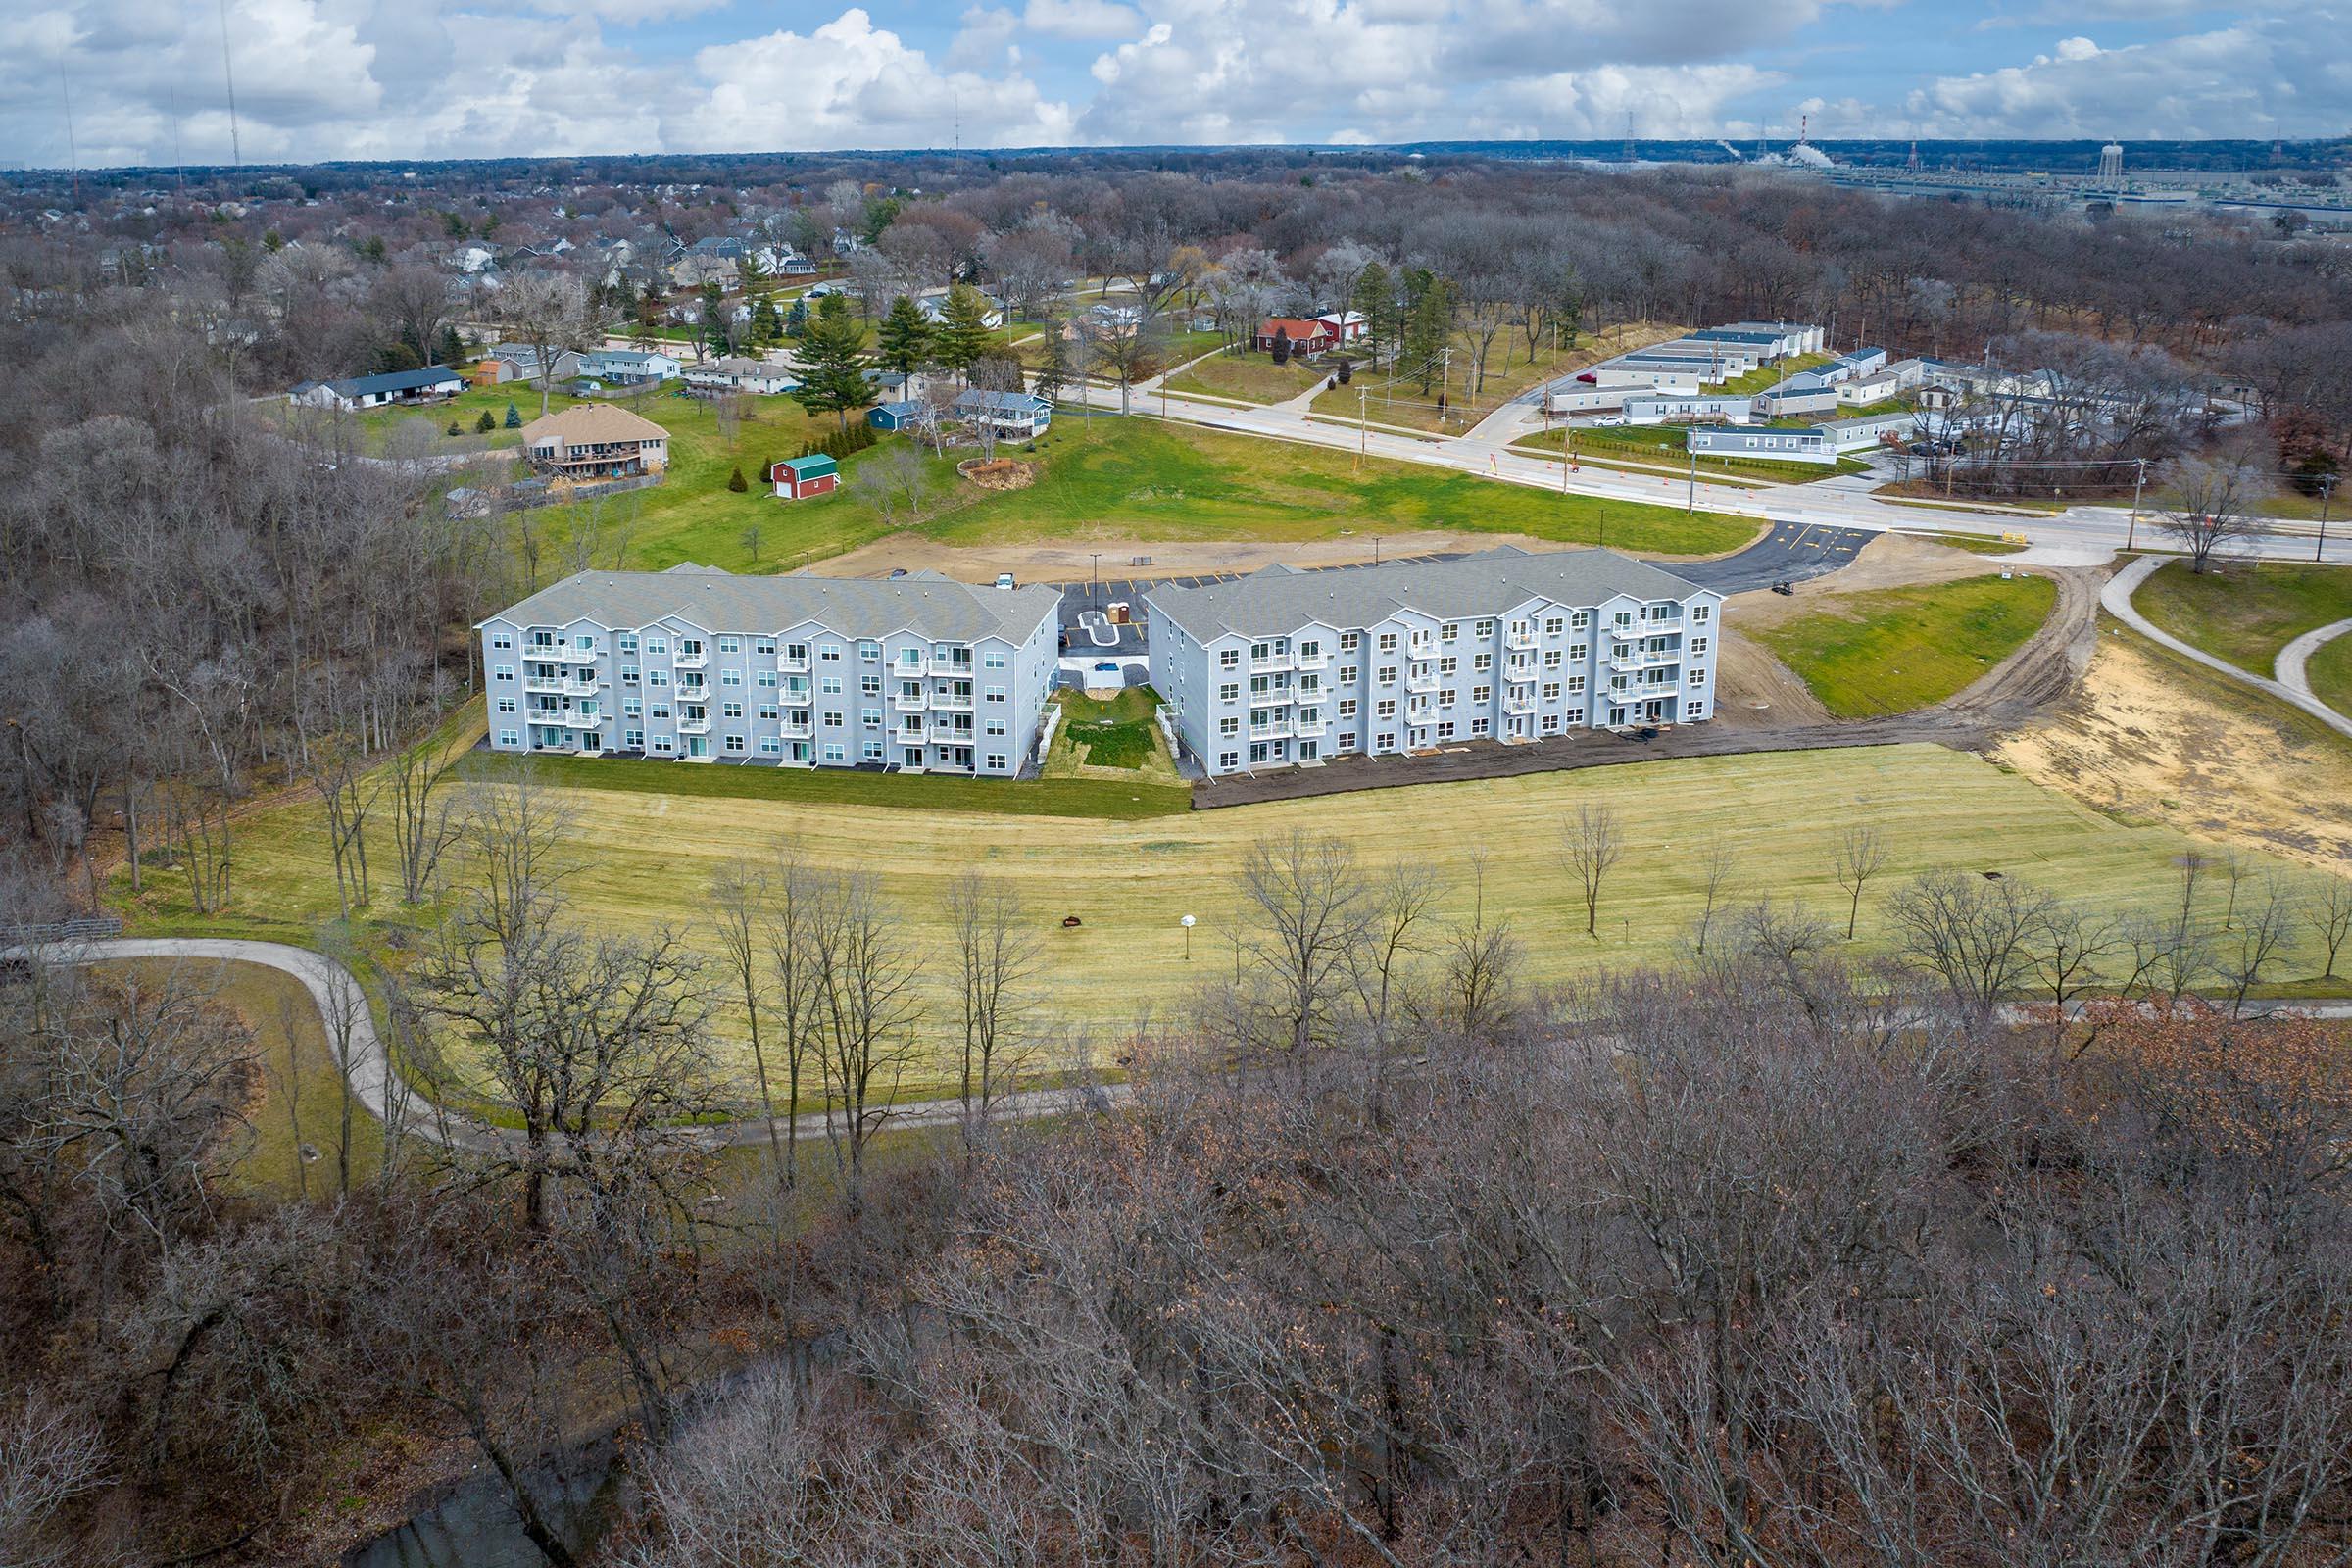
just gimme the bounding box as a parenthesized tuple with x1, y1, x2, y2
(1622, 111, 1636, 164)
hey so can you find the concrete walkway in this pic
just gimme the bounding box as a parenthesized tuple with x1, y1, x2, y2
(2102, 556, 2352, 742)
(20, 939, 1130, 1157)
(2277, 616, 2352, 716)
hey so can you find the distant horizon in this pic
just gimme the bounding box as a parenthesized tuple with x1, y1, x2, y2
(7, 1, 2346, 172)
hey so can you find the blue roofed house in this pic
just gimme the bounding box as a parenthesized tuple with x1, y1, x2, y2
(287, 366, 465, 411)
(953, 389, 1053, 439)
(868, 400, 927, 432)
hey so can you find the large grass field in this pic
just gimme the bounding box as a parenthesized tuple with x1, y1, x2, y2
(2133, 559, 2352, 677)
(113, 741, 2337, 1099)
(1756, 573, 2060, 718)
(1162, 349, 1332, 405)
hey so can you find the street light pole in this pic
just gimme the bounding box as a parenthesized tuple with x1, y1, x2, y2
(1091, 553, 1100, 613)
(2128, 457, 2145, 552)
(1180, 912, 1195, 961)
(1686, 449, 1696, 514)
(2319, 476, 2335, 564)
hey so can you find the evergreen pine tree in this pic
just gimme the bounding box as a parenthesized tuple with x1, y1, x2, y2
(505, 402, 523, 428)
(790, 310, 873, 433)
(475, 408, 497, 433)
(1351, 262, 1394, 369)
(437, 325, 468, 368)
(876, 295, 932, 375)
(786, 298, 809, 338)
(1032, 320, 1073, 405)
(933, 284, 995, 381)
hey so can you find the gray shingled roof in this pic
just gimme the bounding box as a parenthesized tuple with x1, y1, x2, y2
(481, 566, 1060, 643)
(1145, 547, 1708, 643)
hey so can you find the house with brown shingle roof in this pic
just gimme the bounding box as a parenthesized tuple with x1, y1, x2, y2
(518, 405, 671, 481)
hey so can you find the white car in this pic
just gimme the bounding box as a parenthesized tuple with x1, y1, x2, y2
(994, 572, 1017, 590)
(1592, 416, 1626, 428)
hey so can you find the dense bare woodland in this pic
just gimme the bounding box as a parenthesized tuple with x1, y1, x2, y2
(3, 150, 2352, 1563)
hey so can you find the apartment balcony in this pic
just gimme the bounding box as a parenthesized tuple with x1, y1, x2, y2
(676, 714, 711, 735)
(1249, 721, 1293, 742)
(1249, 654, 1294, 673)
(1294, 650, 1330, 671)
(1250, 688, 1293, 708)
(927, 657, 975, 678)
(1610, 651, 1682, 674)
(674, 649, 709, 669)
(558, 646, 600, 666)
(779, 654, 811, 673)
(930, 692, 975, 711)
(1504, 628, 1538, 650)
(781, 719, 812, 740)
(530, 740, 578, 755)
(562, 710, 604, 730)
(893, 725, 926, 747)
(1406, 669, 1441, 695)
(560, 675, 600, 697)
(1294, 717, 1328, 738)
(894, 691, 927, 711)
(1503, 694, 1538, 715)
(522, 675, 565, 694)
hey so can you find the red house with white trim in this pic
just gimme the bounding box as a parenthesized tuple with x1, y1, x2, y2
(1253, 317, 1337, 355)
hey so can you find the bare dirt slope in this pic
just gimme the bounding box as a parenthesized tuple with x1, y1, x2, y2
(813, 529, 1579, 583)
(1997, 627, 2352, 872)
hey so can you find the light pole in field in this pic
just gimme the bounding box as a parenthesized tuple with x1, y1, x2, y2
(1180, 912, 1195, 961)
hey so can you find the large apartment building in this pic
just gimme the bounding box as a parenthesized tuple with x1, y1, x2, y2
(478, 564, 1062, 775)
(1145, 547, 1722, 776)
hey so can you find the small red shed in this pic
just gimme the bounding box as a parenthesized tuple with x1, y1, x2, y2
(771, 453, 840, 501)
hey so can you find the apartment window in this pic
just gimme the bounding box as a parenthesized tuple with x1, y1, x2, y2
(858, 640, 880, 662)
(1685, 700, 1705, 721)
(651, 736, 674, 754)
(1690, 670, 1708, 687)
(754, 637, 776, 655)
(1220, 716, 1240, 737)
(717, 636, 741, 653)
(1378, 666, 1396, 686)
(760, 737, 781, 755)
(1473, 653, 1493, 672)
(1441, 622, 1459, 644)
(491, 634, 513, 650)
(986, 718, 1007, 737)
(619, 664, 641, 686)
(863, 741, 885, 760)
(1543, 714, 1561, 734)
(493, 664, 514, 682)
(1339, 664, 1358, 684)
(1340, 632, 1360, 652)
(820, 643, 843, 662)
(1570, 612, 1589, 631)
(651, 705, 671, 720)
(1476, 620, 1496, 639)
(725, 735, 746, 753)
(862, 708, 883, 729)
(1378, 633, 1398, 653)
(986, 754, 1008, 772)
(821, 675, 843, 695)
(823, 744, 846, 761)
(1219, 752, 1240, 771)
(824, 710, 844, 728)
(646, 637, 668, 655)
(497, 728, 519, 747)
(986, 686, 1006, 703)
(757, 669, 777, 688)
(1569, 643, 1588, 662)
(1471, 717, 1490, 737)
(1690, 636, 1710, 655)
(616, 635, 637, 654)
(1614, 612, 1634, 630)
(861, 675, 881, 698)
(1376, 699, 1396, 719)
(1298, 639, 1320, 661)
(1376, 732, 1395, 751)
(1438, 721, 1456, 740)
(786, 643, 809, 664)
(1544, 616, 1564, 636)
(1439, 657, 1458, 677)
(759, 706, 779, 722)
(1472, 685, 1491, 705)
(985, 652, 1007, 670)
(1442, 688, 1459, 707)
(575, 635, 596, 652)
(721, 669, 743, 687)
(1567, 675, 1586, 694)
(496, 698, 516, 714)
(1339, 731, 1357, 750)
(723, 701, 744, 719)
(1338, 699, 1357, 718)
(1219, 649, 1241, 669)
(625, 729, 645, 750)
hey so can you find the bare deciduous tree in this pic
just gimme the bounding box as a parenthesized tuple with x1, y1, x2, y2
(1833, 823, 1886, 940)
(1560, 804, 1623, 938)
(945, 871, 1039, 1134)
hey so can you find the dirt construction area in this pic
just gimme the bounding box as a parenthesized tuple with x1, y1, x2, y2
(811, 527, 1669, 583)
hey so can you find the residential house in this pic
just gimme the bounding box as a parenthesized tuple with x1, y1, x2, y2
(1314, 310, 1369, 345)
(519, 404, 671, 481)
(1145, 547, 1722, 776)
(475, 564, 1062, 775)
(1253, 316, 1339, 355)
(867, 400, 927, 432)
(579, 348, 683, 385)
(1722, 320, 1828, 356)
(286, 366, 465, 411)
(682, 358, 798, 396)
(1545, 382, 1648, 416)
(1820, 410, 1920, 452)
(771, 454, 839, 500)
(953, 389, 1053, 439)
(1751, 373, 1840, 418)
(918, 292, 1006, 328)
(469, 343, 585, 387)
(1688, 426, 1838, 466)
(1623, 392, 1754, 425)
(1594, 362, 1705, 394)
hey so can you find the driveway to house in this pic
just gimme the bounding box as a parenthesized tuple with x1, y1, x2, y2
(2277, 616, 2352, 717)
(18, 938, 1132, 1159)
(2103, 557, 2352, 742)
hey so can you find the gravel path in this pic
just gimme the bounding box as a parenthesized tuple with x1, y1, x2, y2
(2103, 557, 2352, 742)
(2277, 616, 2352, 716)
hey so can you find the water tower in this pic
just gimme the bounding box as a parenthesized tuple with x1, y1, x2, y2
(2098, 140, 2124, 183)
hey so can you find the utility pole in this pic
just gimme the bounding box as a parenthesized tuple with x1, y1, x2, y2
(2320, 475, 2336, 564)
(1358, 385, 1368, 470)
(1686, 449, 1697, 513)
(2128, 457, 2145, 551)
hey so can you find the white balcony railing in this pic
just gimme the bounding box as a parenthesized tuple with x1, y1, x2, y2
(1250, 688, 1293, 708)
(1250, 655, 1294, 673)
(894, 726, 925, 746)
(780, 655, 811, 673)
(1406, 670, 1441, 694)
(894, 692, 927, 711)
(674, 649, 709, 669)
(563, 710, 603, 730)
(560, 646, 599, 665)
(523, 675, 564, 694)
(677, 714, 711, 735)
(1504, 629, 1537, 650)
(1294, 650, 1329, 670)
(1503, 695, 1537, 715)
(931, 693, 975, 711)
(1249, 722, 1292, 742)
(1294, 717, 1328, 737)
(928, 657, 974, 677)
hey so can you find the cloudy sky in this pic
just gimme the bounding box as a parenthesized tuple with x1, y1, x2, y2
(6, 0, 2346, 169)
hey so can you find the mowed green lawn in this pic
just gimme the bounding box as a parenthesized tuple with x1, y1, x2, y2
(1757, 574, 2059, 718)
(2133, 560, 2352, 677)
(1162, 350, 1332, 405)
(1511, 426, 1872, 484)
(2310, 629, 2352, 718)
(115, 743, 2331, 1097)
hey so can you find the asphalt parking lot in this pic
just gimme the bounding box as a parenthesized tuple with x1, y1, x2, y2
(1656, 522, 1871, 594)
(1045, 552, 1472, 657)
